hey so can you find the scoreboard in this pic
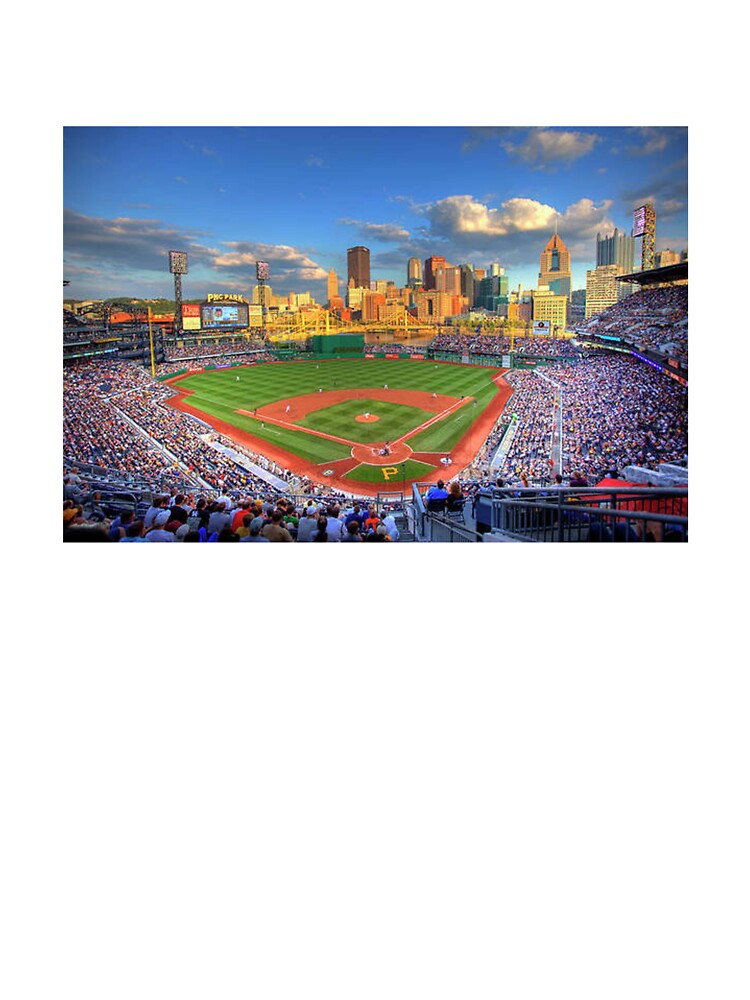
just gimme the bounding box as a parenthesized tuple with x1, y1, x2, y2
(201, 303, 249, 328)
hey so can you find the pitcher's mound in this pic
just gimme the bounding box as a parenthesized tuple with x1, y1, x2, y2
(355, 413, 379, 423)
(351, 441, 413, 465)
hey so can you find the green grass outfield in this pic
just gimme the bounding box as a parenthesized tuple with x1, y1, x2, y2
(174, 358, 502, 473)
(297, 398, 435, 444)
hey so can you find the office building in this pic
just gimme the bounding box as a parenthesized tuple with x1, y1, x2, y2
(654, 249, 681, 268)
(539, 231, 572, 299)
(585, 265, 621, 318)
(424, 255, 447, 291)
(347, 246, 370, 289)
(327, 268, 339, 306)
(407, 257, 423, 287)
(532, 286, 567, 329)
(596, 228, 635, 299)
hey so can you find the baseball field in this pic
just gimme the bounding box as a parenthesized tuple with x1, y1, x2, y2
(165, 358, 512, 495)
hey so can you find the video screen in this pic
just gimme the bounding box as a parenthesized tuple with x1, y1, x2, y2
(201, 304, 248, 328)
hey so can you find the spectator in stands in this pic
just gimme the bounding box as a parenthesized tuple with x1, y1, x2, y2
(381, 508, 400, 542)
(207, 502, 231, 535)
(241, 523, 270, 543)
(324, 506, 345, 542)
(342, 520, 363, 542)
(120, 520, 147, 542)
(425, 480, 449, 503)
(262, 511, 294, 542)
(108, 509, 135, 541)
(294, 507, 317, 542)
(363, 506, 380, 533)
(313, 516, 329, 542)
(144, 510, 175, 542)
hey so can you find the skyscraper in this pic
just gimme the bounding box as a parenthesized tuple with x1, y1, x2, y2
(596, 228, 634, 273)
(407, 257, 423, 287)
(347, 246, 370, 289)
(423, 255, 447, 292)
(539, 231, 571, 299)
(327, 268, 339, 306)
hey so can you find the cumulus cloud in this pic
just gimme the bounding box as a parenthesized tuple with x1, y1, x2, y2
(424, 194, 558, 237)
(501, 128, 600, 167)
(339, 218, 410, 241)
(305, 154, 324, 167)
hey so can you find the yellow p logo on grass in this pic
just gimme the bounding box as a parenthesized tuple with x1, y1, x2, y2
(381, 467, 400, 480)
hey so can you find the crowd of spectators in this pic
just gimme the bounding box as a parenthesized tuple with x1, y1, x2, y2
(63, 487, 403, 543)
(574, 286, 688, 363)
(429, 331, 581, 358)
(163, 332, 267, 361)
(489, 354, 687, 484)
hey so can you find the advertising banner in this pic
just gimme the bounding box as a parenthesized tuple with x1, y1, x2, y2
(409, 354, 425, 360)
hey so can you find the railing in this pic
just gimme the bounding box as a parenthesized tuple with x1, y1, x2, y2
(411, 483, 484, 542)
(479, 487, 688, 542)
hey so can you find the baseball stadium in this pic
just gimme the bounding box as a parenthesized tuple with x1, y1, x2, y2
(63, 254, 688, 543)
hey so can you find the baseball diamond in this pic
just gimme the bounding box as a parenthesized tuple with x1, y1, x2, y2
(165, 357, 512, 495)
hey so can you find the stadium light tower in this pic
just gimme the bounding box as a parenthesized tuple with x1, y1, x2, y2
(256, 260, 270, 338)
(633, 204, 656, 272)
(169, 250, 188, 334)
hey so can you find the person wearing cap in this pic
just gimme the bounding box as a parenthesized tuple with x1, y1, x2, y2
(144, 510, 175, 542)
(143, 496, 169, 530)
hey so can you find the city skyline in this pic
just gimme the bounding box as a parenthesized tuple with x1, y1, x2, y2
(63, 125, 688, 303)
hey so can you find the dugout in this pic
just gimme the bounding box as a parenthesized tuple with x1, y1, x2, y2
(311, 333, 365, 355)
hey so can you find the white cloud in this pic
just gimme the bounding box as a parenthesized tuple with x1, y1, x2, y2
(501, 128, 599, 166)
(424, 195, 558, 237)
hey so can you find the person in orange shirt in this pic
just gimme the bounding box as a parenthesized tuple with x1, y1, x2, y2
(364, 506, 380, 533)
(231, 499, 252, 532)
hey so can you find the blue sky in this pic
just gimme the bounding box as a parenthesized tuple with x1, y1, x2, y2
(63, 125, 688, 303)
